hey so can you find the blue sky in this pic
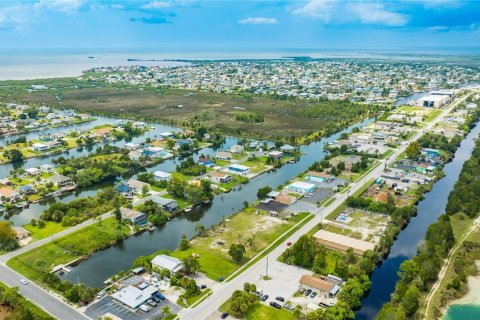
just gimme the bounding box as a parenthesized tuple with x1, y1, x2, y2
(0, 0, 479, 51)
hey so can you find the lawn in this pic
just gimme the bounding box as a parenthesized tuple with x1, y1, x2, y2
(24, 221, 70, 240)
(170, 209, 310, 281)
(424, 109, 442, 122)
(240, 159, 268, 174)
(220, 300, 295, 320)
(8, 217, 130, 281)
(0, 281, 54, 320)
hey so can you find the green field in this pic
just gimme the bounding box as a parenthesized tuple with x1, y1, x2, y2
(8, 218, 130, 281)
(24, 221, 70, 240)
(0, 281, 54, 320)
(220, 300, 295, 320)
(170, 209, 309, 281)
(0, 82, 387, 142)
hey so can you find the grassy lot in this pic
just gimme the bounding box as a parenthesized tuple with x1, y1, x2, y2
(7, 217, 130, 281)
(177, 289, 212, 308)
(424, 109, 442, 122)
(3, 84, 385, 142)
(170, 209, 310, 281)
(397, 106, 425, 113)
(0, 281, 54, 320)
(24, 221, 70, 240)
(220, 300, 295, 320)
(323, 224, 363, 240)
(240, 159, 268, 174)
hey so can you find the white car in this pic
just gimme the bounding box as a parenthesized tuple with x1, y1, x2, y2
(20, 279, 28, 285)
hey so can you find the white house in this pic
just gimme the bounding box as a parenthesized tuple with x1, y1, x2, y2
(112, 285, 158, 309)
(227, 164, 250, 176)
(153, 171, 172, 181)
(31, 143, 49, 152)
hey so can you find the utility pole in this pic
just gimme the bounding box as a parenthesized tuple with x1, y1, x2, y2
(265, 255, 269, 278)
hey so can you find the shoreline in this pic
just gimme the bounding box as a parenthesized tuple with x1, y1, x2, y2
(441, 261, 480, 319)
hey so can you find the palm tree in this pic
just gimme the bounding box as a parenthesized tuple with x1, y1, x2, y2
(162, 305, 171, 316)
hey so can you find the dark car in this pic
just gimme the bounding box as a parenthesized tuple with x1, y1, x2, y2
(221, 312, 229, 319)
(310, 292, 317, 298)
(269, 302, 281, 309)
(304, 289, 312, 296)
(200, 285, 207, 289)
(275, 296, 285, 302)
(260, 294, 269, 302)
(152, 296, 161, 303)
(154, 292, 165, 300)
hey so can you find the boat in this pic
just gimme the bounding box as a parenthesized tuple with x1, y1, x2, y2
(148, 225, 157, 232)
(185, 206, 192, 212)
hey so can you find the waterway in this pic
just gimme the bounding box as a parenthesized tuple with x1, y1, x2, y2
(355, 120, 480, 319)
(61, 118, 374, 287)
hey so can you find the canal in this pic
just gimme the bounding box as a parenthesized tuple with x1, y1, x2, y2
(355, 120, 480, 319)
(61, 118, 374, 287)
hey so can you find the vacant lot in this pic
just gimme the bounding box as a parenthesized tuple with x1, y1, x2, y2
(170, 209, 309, 281)
(2, 81, 386, 142)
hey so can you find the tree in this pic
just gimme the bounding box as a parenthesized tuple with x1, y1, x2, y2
(243, 282, 256, 293)
(306, 308, 325, 320)
(114, 206, 122, 222)
(228, 244, 246, 262)
(229, 290, 256, 316)
(405, 141, 421, 159)
(0, 221, 17, 251)
(195, 224, 206, 236)
(162, 305, 171, 317)
(183, 255, 201, 275)
(256, 186, 272, 200)
(401, 284, 421, 316)
(3, 149, 23, 163)
(179, 234, 190, 250)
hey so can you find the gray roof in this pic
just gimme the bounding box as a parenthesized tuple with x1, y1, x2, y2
(47, 174, 72, 184)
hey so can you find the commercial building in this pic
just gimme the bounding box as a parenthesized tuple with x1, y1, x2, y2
(305, 171, 333, 183)
(111, 285, 158, 309)
(299, 275, 340, 298)
(151, 254, 184, 274)
(286, 181, 316, 194)
(313, 230, 375, 256)
(417, 94, 449, 108)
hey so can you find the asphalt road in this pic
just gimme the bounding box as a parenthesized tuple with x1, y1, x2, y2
(178, 92, 474, 320)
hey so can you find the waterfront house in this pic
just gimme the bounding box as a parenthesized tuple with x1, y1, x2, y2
(12, 226, 30, 240)
(120, 207, 147, 225)
(132, 121, 146, 128)
(153, 171, 172, 181)
(19, 185, 35, 195)
(227, 164, 250, 176)
(229, 144, 244, 154)
(280, 144, 296, 153)
(31, 143, 49, 152)
(151, 255, 184, 274)
(0, 187, 20, 202)
(139, 195, 179, 212)
(25, 167, 41, 176)
(214, 151, 232, 160)
(198, 157, 214, 167)
(40, 164, 55, 173)
(117, 184, 135, 199)
(47, 174, 75, 187)
(210, 171, 233, 184)
(127, 179, 150, 194)
(160, 132, 175, 139)
(267, 151, 284, 160)
(114, 119, 126, 127)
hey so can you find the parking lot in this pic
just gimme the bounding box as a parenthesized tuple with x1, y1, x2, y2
(256, 201, 288, 213)
(300, 187, 334, 205)
(85, 296, 180, 320)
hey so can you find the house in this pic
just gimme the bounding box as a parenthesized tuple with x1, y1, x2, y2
(160, 132, 175, 139)
(280, 144, 296, 153)
(305, 171, 333, 183)
(151, 254, 184, 274)
(313, 229, 375, 256)
(112, 285, 158, 309)
(275, 194, 297, 205)
(19, 185, 35, 195)
(227, 164, 250, 176)
(466, 103, 477, 110)
(117, 184, 135, 199)
(267, 151, 283, 160)
(12, 226, 30, 240)
(44, 140, 62, 149)
(210, 171, 233, 184)
(47, 174, 75, 187)
(40, 164, 55, 173)
(266, 191, 280, 199)
(149, 196, 179, 212)
(175, 139, 193, 148)
(132, 121, 146, 128)
(229, 144, 244, 154)
(198, 157, 214, 167)
(120, 207, 147, 225)
(127, 179, 150, 194)
(299, 275, 340, 298)
(214, 151, 232, 161)
(125, 142, 140, 150)
(372, 132, 387, 140)
(25, 167, 41, 176)
(114, 119, 126, 127)
(153, 171, 172, 181)
(0, 187, 20, 202)
(31, 143, 49, 152)
(287, 181, 316, 194)
(0, 179, 12, 186)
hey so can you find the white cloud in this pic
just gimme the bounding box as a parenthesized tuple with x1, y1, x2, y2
(141, 0, 196, 10)
(428, 25, 449, 32)
(0, 3, 37, 31)
(292, 0, 408, 27)
(292, 0, 336, 21)
(238, 17, 278, 25)
(34, 0, 85, 13)
(350, 2, 408, 26)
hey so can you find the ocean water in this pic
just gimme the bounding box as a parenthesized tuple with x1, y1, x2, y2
(444, 304, 480, 320)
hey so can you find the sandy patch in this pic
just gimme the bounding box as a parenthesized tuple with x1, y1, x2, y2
(251, 215, 283, 233)
(449, 261, 480, 306)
